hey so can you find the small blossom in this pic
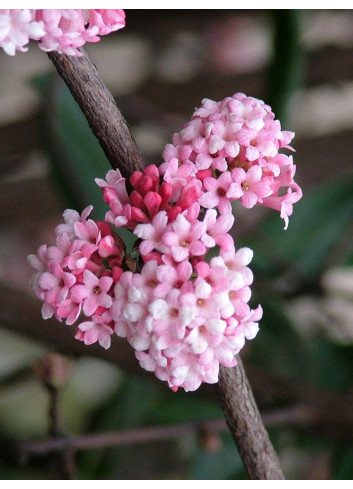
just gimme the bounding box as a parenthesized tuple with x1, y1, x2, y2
(75, 310, 114, 349)
(71, 269, 113, 317)
(199, 171, 240, 214)
(162, 214, 207, 262)
(231, 165, 273, 209)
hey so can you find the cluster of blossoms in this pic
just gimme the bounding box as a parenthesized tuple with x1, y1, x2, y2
(162, 92, 302, 229)
(0, 9, 125, 56)
(29, 93, 302, 392)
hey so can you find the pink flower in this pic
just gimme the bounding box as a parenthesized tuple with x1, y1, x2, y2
(55, 205, 94, 239)
(38, 263, 76, 305)
(158, 158, 196, 199)
(186, 316, 227, 354)
(131, 260, 161, 296)
(212, 247, 254, 285)
(181, 279, 230, 320)
(231, 165, 273, 208)
(163, 91, 302, 227)
(195, 260, 229, 294)
(56, 299, 82, 326)
(162, 214, 206, 262)
(134, 211, 170, 256)
(71, 269, 113, 317)
(154, 261, 193, 297)
(238, 305, 263, 340)
(201, 209, 234, 251)
(198, 171, 240, 214)
(74, 218, 101, 257)
(236, 126, 278, 162)
(84, 9, 125, 36)
(148, 289, 196, 339)
(27, 90, 303, 392)
(75, 310, 114, 349)
(261, 164, 303, 229)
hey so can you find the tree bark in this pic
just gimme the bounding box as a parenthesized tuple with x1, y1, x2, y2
(216, 361, 284, 479)
(47, 49, 146, 183)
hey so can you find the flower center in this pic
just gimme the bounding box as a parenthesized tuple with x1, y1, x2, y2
(241, 182, 249, 191)
(181, 240, 189, 247)
(94, 286, 101, 295)
(217, 188, 226, 197)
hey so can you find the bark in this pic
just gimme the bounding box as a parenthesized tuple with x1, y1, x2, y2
(216, 361, 284, 479)
(47, 49, 146, 183)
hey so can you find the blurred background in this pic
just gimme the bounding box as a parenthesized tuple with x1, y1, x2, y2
(0, 9, 353, 480)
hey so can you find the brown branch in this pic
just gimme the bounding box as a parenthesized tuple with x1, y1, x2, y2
(46, 48, 283, 479)
(20, 418, 226, 459)
(47, 49, 147, 183)
(15, 405, 319, 460)
(216, 360, 284, 479)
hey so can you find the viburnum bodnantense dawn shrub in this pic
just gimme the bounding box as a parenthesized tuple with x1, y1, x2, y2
(2, 9, 302, 392)
(28, 92, 302, 392)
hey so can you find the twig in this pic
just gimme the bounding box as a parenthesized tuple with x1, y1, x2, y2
(20, 418, 226, 458)
(16, 405, 314, 460)
(216, 360, 284, 479)
(47, 49, 146, 183)
(35, 354, 76, 479)
(46, 48, 284, 479)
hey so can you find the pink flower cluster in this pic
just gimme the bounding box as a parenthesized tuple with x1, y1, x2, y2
(29, 93, 302, 392)
(0, 9, 125, 56)
(162, 92, 302, 229)
(28, 206, 123, 349)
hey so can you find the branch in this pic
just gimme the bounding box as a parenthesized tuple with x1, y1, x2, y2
(15, 405, 315, 460)
(47, 49, 146, 183)
(216, 360, 284, 479)
(47, 48, 284, 479)
(19, 418, 226, 459)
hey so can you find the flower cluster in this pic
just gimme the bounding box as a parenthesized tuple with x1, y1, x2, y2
(29, 93, 302, 392)
(162, 92, 302, 229)
(0, 9, 125, 56)
(28, 206, 124, 349)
